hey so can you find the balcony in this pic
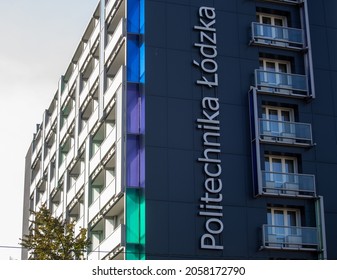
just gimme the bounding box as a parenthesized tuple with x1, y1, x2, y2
(79, 106, 99, 148)
(50, 177, 56, 195)
(104, 66, 124, 110)
(105, 18, 126, 65)
(89, 127, 116, 175)
(31, 138, 43, 166)
(30, 169, 43, 195)
(59, 145, 75, 177)
(36, 191, 47, 210)
(66, 68, 78, 99)
(44, 142, 57, 169)
(78, 23, 100, 73)
(255, 69, 308, 96)
(60, 86, 70, 108)
(262, 171, 316, 197)
(259, 119, 313, 146)
(262, 224, 319, 251)
(45, 108, 58, 137)
(74, 216, 85, 237)
(44, 113, 56, 137)
(59, 109, 75, 142)
(88, 179, 118, 222)
(251, 23, 304, 50)
(67, 171, 85, 204)
(79, 64, 99, 109)
(106, 0, 123, 20)
(87, 224, 125, 260)
(54, 202, 63, 219)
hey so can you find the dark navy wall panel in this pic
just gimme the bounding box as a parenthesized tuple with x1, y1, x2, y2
(324, 0, 337, 29)
(144, 0, 337, 259)
(167, 98, 194, 149)
(168, 202, 196, 256)
(325, 213, 337, 260)
(146, 96, 168, 146)
(331, 71, 337, 113)
(146, 47, 167, 97)
(145, 200, 170, 258)
(312, 115, 337, 163)
(327, 28, 337, 71)
(308, 0, 325, 26)
(311, 69, 334, 116)
(168, 150, 195, 203)
(166, 50, 193, 100)
(316, 163, 337, 212)
(310, 26, 330, 70)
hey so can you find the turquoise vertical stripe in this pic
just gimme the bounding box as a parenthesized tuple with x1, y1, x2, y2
(140, 0, 145, 34)
(140, 41, 145, 83)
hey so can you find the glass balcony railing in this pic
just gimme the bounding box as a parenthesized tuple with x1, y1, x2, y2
(262, 171, 316, 197)
(262, 224, 319, 251)
(251, 23, 304, 49)
(259, 119, 313, 146)
(255, 69, 308, 95)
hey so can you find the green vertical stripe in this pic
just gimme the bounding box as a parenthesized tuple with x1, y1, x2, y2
(126, 188, 145, 260)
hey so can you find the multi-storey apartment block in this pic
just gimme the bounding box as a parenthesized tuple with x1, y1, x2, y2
(22, 0, 337, 260)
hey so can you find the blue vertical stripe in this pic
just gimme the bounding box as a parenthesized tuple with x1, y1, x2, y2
(127, 0, 140, 33)
(127, 34, 140, 82)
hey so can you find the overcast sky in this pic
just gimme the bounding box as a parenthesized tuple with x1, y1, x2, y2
(0, 0, 98, 260)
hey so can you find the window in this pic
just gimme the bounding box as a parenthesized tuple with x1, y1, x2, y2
(259, 58, 292, 92)
(264, 207, 303, 249)
(264, 154, 298, 190)
(265, 155, 297, 174)
(263, 154, 316, 196)
(259, 58, 291, 75)
(267, 207, 300, 236)
(264, 206, 309, 249)
(257, 13, 287, 28)
(260, 106, 314, 146)
(255, 13, 288, 44)
(261, 106, 295, 139)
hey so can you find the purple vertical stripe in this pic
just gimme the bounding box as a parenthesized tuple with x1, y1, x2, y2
(126, 136, 140, 187)
(127, 84, 140, 134)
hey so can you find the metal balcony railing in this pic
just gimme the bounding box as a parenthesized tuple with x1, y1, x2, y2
(262, 171, 316, 197)
(255, 69, 308, 95)
(251, 22, 304, 49)
(259, 119, 313, 146)
(262, 224, 319, 251)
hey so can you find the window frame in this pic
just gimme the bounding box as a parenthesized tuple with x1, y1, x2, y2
(259, 58, 291, 74)
(264, 154, 298, 190)
(261, 105, 295, 135)
(267, 207, 302, 238)
(264, 154, 298, 174)
(256, 13, 288, 27)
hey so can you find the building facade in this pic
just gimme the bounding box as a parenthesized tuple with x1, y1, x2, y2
(22, 0, 337, 260)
